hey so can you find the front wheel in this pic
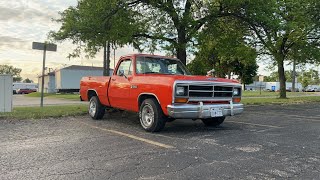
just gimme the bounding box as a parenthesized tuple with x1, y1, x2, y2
(139, 98, 166, 132)
(201, 116, 226, 127)
(89, 96, 106, 120)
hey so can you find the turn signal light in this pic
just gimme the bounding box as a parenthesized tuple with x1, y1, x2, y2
(174, 98, 188, 103)
(233, 97, 241, 103)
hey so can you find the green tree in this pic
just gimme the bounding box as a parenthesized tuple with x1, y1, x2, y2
(127, 0, 218, 64)
(298, 69, 320, 86)
(23, 78, 33, 83)
(188, 17, 258, 84)
(225, 0, 320, 98)
(53, 0, 253, 65)
(264, 70, 295, 82)
(0, 65, 22, 82)
(50, 0, 141, 75)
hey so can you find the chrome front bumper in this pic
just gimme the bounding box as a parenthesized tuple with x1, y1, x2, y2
(167, 102, 244, 119)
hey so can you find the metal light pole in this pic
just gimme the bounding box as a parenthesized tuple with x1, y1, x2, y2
(32, 42, 57, 107)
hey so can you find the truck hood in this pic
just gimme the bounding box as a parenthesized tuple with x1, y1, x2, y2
(140, 74, 240, 84)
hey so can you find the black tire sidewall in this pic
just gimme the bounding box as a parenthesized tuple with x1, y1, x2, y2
(89, 96, 105, 120)
(139, 98, 166, 132)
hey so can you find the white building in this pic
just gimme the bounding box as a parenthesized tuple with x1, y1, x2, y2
(265, 82, 303, 92)
(38, 65, 113, 93)
(55, 65, 113, 93)
(38, 72, 55, 93)
(245, 81, 303, 91)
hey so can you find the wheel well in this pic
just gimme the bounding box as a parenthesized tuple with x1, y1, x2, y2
(138, 94, 159, 108)
(87, 90, 97, 100)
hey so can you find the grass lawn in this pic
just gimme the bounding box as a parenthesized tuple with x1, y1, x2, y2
(26, 92, 80, 100)
(0, 105, 88, 120)
(242, 91, 316, 97)
(241, 96, 320, 105)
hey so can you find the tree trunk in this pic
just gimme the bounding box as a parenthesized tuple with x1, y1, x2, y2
(103, 42, 107, 76)
(291, 59, 296, 92)
(277, 56, 287, 98)
(103, 41, 111, 76)
(106, 42, 111, 76)
(177, 28, 187, 65)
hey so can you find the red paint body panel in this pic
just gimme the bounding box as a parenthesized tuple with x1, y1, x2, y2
(79, 54, 239, 116)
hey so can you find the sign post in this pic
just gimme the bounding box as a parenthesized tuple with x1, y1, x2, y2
(32, 42, 57, 107)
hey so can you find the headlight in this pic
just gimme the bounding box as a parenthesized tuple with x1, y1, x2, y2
(176, 86, 187, 96)
(233, 88, 240, 96)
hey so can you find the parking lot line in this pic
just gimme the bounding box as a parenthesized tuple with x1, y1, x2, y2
(80, 122, 175, 149)
(227, 121, 282, 128)
(245, 112, 320, 122)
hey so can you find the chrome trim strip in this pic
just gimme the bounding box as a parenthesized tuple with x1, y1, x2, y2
(199, 102, 203, 118)
(189, 98, 233, 102)
(167, 103, 243, 119)
(230, 100, 234, 116)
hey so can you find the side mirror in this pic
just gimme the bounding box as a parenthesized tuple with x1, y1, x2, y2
(118, 70, 127, 78)
(119, 69, 125, 76)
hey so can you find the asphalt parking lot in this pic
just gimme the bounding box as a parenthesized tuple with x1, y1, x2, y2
(1, 104, 319, 179)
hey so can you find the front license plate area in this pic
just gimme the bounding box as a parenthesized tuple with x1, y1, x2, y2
(210, 108, 223, 117)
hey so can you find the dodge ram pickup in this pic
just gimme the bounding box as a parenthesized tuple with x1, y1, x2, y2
(80, 54, 243, 132)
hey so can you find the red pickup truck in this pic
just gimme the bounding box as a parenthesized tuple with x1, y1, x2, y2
(80, 54, 243, 132)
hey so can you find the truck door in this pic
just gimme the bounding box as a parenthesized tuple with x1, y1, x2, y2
(108, 59, 134, 110)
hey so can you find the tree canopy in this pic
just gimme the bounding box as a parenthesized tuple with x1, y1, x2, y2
(0, 65, 22, 82)
(188, 17, 258, 85)
(51, 0, 320, 99)
(223, 0, 320, 98)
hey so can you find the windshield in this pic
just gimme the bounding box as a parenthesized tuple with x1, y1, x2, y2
(136, 56, 191, 75)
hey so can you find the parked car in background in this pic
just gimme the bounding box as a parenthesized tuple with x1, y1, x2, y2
(17, 88, 37, 94)
(304, 87, 318, 92)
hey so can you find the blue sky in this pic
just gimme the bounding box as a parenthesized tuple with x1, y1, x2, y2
(0, 0, 275, 82)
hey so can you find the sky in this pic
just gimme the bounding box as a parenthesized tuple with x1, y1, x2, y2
(0, 0, 274, 83)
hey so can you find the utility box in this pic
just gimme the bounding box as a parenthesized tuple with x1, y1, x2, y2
(0, 75, 13, 112)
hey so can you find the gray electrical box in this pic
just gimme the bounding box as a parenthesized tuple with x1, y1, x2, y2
(0, 75, 13, 112)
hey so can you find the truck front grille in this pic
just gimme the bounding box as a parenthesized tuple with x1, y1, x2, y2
(188, 85, 234, 98)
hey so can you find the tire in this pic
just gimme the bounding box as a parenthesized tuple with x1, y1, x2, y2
(89, 96, 106, 120)
(201, 116, 226, 127)
(139, 98, 166, 132)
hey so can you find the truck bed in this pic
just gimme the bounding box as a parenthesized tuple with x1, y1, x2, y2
(80, 76, 111, 106)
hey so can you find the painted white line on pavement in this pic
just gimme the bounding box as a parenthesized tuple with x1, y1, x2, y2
(80, 121, 175, 149)
(227, 121, 282, 128)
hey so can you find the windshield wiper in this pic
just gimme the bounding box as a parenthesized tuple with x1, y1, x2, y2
(144, 72, 158, 74)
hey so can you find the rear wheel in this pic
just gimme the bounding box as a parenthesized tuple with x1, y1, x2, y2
(139, 98, 166, 132)
(201, 117, 226, 127)
(89, 96, 105, 120)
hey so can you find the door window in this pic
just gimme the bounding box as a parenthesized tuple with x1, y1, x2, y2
(117, 59, 133, 76)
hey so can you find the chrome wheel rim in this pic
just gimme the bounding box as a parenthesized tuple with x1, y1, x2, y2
(89, 100, 97, 117)
(141, 104, 154, 128)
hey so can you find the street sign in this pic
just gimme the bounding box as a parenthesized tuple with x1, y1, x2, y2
(32, 42, 57, 52)
(32, 42, 57, 107)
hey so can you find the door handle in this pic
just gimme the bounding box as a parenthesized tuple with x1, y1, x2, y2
(111, 79, 116, 81)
